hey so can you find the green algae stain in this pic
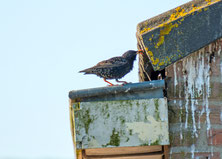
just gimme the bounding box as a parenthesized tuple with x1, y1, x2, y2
(102, 128, 120, 147)
(73, 103, 80, 110)
(140, 139, 160, 146)
(119, 117, 125, 125)
(154, 99, 161, 121)
(129, 129, 133, 135)
(140, 143, 149, 146)
(84, 109, 93, 134)
(150, 139, 160, 145)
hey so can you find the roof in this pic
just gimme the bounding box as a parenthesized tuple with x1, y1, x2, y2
(137, 0, 222, 71)
(69, 80, 165, 102)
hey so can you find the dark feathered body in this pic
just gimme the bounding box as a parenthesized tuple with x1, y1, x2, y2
(79, 50, 138, 80)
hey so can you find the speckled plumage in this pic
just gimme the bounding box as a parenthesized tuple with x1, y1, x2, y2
(79, 50, 142, 85)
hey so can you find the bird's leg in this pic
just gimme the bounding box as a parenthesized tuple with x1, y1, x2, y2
(103, 78, 114, 86)
(116, 79, 128, 85)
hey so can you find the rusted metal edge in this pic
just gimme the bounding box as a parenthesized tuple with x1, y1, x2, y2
(137, 0, 222, 71)
(69, 80, 165, 102)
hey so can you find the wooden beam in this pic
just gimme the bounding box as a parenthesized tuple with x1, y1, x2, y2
(163, 146, 169, 159)
(77, 149, 83, 159)
(86, 154, 163, 159)
(85, 146, 162, 156)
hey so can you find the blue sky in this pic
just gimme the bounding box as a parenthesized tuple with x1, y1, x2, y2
(0, 0, 190, 158)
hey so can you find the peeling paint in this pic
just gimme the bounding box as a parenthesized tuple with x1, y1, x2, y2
(74, 98, 169, 149)
(126, 116, 168, 145)
(88, 138, 100, 148)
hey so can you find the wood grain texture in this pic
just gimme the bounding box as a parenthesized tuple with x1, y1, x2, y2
(163, 146, 169, 159)
(77, 150, 83, 159)
(86, 154, 163, 159)
(85, 146, 162, 156)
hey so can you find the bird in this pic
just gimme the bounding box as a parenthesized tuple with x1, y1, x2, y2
(79, 50, 144, 86)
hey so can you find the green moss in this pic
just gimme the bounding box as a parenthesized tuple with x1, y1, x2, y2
(84, 109, 93, 134)
(187, 112, 193, 125)
(129, 129, 133, 135)
(140, 139, 160, 146)
(73, 102, 80, 110)
(169, 133, 174, 143)
(102, 128, 120, 147)
(140, 138, 160, 146)
(181, 151, 186, 158)
(101, 103, 110, 119)
(154, 99, 161, 121)
(150, 139, 160, 145)
(140, 143, 149, 146)
(125, 137, 130, 142)
(136, 110, 140, 122)
(119, 116, 125, 125)
(136, 101, 140, 107)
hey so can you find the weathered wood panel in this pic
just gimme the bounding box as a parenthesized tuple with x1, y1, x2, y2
(73, 98, 169, 149)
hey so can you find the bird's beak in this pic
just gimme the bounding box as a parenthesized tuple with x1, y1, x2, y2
(137, 49, 144, 55)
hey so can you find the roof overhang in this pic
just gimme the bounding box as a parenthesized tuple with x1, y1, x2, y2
(137, 0, 222, 71)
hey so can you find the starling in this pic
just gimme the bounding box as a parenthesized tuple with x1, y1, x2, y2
(79, 50, 143, 86)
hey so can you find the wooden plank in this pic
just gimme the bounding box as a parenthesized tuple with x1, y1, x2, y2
(76, 149, 83, 159)
(85, 146, 162, 156)
(86, 154, 163, 159)
(163, 146, 169, 159)
(75, 98, 169, 149)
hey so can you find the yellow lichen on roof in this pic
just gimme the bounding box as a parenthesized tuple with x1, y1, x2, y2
(169, 7, 185, 21)
(155, 23, 179, 48)
(139, 0, 221, 35)
(140, 27, 152, 35)
(139, 0, 221, 68)
(145, 47, 159, 65)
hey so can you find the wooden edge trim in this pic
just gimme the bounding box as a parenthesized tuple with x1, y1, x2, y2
(163, 145, 169, 159)
(69, 99, 77, 157)
(85, 145, 162, 156)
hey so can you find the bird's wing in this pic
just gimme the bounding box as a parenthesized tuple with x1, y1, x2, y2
(95, 57, 127, 68)
(79, 57, 127, 74)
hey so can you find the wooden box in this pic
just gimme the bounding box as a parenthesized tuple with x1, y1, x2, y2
(69, 80, 169, 159)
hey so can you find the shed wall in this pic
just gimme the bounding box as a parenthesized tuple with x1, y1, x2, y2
(165, 38, 222, 158)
